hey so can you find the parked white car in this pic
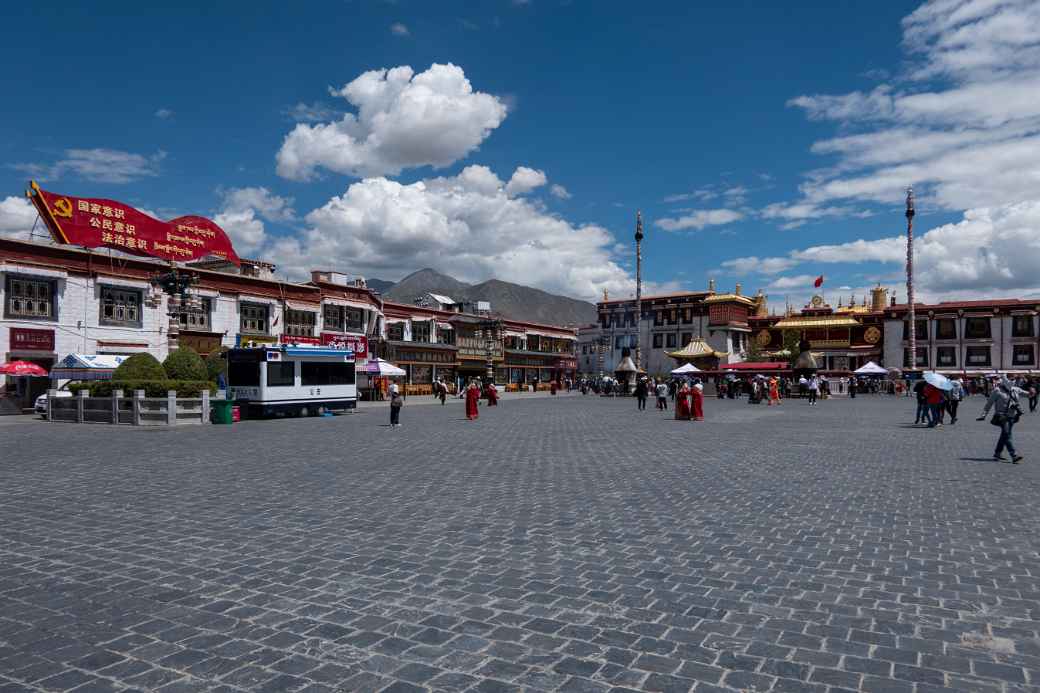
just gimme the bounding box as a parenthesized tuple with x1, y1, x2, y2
(35, 385, 74, 417)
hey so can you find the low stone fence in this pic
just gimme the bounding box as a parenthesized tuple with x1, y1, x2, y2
(49, 389, 211, 426)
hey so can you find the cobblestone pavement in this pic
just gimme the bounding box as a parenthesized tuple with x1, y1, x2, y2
(3, 394, 1040, 693)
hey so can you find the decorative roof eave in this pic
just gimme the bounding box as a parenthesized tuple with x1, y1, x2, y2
(773, 316, 862, 329)
(666, 338, 728, 359)
(703, 294, 756, 306)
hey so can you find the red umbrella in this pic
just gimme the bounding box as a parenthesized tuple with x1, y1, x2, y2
(0, 361, 49, 376)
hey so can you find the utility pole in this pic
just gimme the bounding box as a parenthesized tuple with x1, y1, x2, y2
(634, 210, 643, 373)
(905, 186, 916, 370)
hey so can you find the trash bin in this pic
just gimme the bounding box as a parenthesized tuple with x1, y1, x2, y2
(211, 399, 234, 425)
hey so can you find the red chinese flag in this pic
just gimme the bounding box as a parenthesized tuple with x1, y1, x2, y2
(29, 183, 240, 266)
(813, 275, 824, 288)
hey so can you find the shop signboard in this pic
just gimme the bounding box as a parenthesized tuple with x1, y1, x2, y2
(10, 327, 55, 352)
(279, 334, 321, 345)
(28, 181, 240, 266)
(553, 357, 577, 370)
(178, 332, 223, 356)
(321, 333, 368, 359)
(237, 334, 278, 346)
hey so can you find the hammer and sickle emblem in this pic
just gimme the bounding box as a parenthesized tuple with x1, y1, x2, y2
(53, 198, 73, 218)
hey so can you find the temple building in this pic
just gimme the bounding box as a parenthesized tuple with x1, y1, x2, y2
(747, 286, 889, 372)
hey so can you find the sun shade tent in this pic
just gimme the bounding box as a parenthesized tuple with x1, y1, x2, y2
(671, 363, 701, 374)
(49, 354, 128, 381)
(853, 361, 889, 375)
(365, 358, 406, 377)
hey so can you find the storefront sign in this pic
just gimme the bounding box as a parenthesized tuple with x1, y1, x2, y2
(178, 332, 223, 355)
(553, 358, 577, 369)
(237, 334, 278, 346)
(279, 334, 321, 345)
(321, 333, 368, 358)
(28, 182, 240, 266)
(10, 327, 54, 351)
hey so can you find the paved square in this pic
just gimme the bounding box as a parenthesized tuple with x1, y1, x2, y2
(2, 394, 1040, 692)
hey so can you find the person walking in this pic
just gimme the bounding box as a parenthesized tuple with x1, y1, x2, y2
(946, 378, 964, 424)
(979, 378, 1026, 463)
(635, 378, 648, 411)
(767, 376, 780, 406)
(675, 381, 692, 420)
(437, 379, 447, 405)
(923, 382, 944, 428)
(656, 380, 668, 410)
(465, 380, 480, 420)
(1028, 379, 1038, 413)
(389, 383, 403, 428)
(486, 381, 499, 406)
(913, 378, 928, 424)
(807, 375, 820, 406)
(848, 376, 857, 399)
(691, 379, 705, 421)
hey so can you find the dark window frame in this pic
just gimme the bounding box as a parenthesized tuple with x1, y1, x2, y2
(965, 346, 992, 366)
(178, 297, 212, 331)
(240, 303, 269, 335)
(99, 285, 143, 328)
(1012, 344, 1035, 365)
(936, 346, 957, 367)
(965, 317, 991, 339)
(935, 318, 956, 340)
(1012, 315, 1034, 338)
(5, 274, 57, 320)
(301, 361, 356, 386)
(652, 334, 663, 349)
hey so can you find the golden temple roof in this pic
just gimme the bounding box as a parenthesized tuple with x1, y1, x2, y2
(773, 316, 861, 329)
(666, 338, 728, 359)
(703, 293, 756, 306)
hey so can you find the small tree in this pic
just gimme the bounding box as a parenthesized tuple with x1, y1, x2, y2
(781, 330, 802, 367)
(113, 353, 166, 381)
(163, 348, 208, 381)
(205, 349, 228, 381)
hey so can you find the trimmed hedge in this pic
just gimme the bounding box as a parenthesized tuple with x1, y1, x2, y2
(69, 380, 216, 398)
(163, 348, 208, 381)
(113, 353, 166, 380)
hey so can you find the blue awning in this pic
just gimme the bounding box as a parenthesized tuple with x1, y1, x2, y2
(281, 347, 355, 358)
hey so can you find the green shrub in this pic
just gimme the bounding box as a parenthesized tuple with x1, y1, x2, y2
(163, 348, 208, 381)
(87, 379, 215, 397)
(113, 353, 166, 380)
(205, 348, 228, 381)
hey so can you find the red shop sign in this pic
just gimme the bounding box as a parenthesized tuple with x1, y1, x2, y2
(28, 182, 240, 266)
(320, 333, 368, 357)
(10, 328, 55, 352)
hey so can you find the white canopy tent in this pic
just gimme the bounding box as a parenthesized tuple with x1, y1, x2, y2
(854, 361, 888, 375)
(365, 359, 406, 377)
(670, 363, 701, 374)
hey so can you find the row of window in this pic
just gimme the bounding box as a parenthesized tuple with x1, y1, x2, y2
(386, 320, 455, 345)
(905, 345, 1035, 368)
(903, 316, 1035, 340)
(3, 276, 367, 337)
(598, 308, 701, 330)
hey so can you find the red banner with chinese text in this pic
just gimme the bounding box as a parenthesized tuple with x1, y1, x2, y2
(28, 183, 240, 266)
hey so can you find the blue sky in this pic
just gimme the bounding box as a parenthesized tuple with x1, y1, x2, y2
(3, 0, 1039, 307)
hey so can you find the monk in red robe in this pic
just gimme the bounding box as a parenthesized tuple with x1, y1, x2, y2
(691, 381, 704, 421)
(486, 383, 499, 406)
(465, 381, 480, 420)
(675, 382, 691, 420)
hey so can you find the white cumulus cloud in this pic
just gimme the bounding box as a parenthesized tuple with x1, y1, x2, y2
(504, 166, 547, 196)
(276, 63, 508, 180)
(0, 196, 39, 239)
(550, 184, 572, 200)
(15, 149, 165, 184)
(214, 187, 296, 255)
(655, 209, 743, 232)
(260, 166, 635, 301)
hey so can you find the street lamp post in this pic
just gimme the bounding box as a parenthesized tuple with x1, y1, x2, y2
(150, 265, 199, 352)
(634, 211, 644, 374)
(905, 186, 916, 371)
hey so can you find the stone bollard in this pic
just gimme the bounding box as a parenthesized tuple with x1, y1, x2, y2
(77, 389, 88, 423)
(111, 389, 124, 424)
(167, 390, 177, 426)
(47, 388, 57, 421)
(133, 390, 145, 426)
(201, 390, 210, 424)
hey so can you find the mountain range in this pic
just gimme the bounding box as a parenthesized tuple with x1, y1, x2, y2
(367, 269, 597, 326)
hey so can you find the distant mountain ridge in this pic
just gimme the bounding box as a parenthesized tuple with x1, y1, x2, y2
(370, 268, 596, 326)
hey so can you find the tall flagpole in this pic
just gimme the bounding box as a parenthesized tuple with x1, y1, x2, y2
(905, 186, 916, 370)
(634, 210, 643, 373)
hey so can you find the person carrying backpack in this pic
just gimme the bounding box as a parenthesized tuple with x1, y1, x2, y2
(389, 384, 403, 428)
(979, 378, 1026, 463)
